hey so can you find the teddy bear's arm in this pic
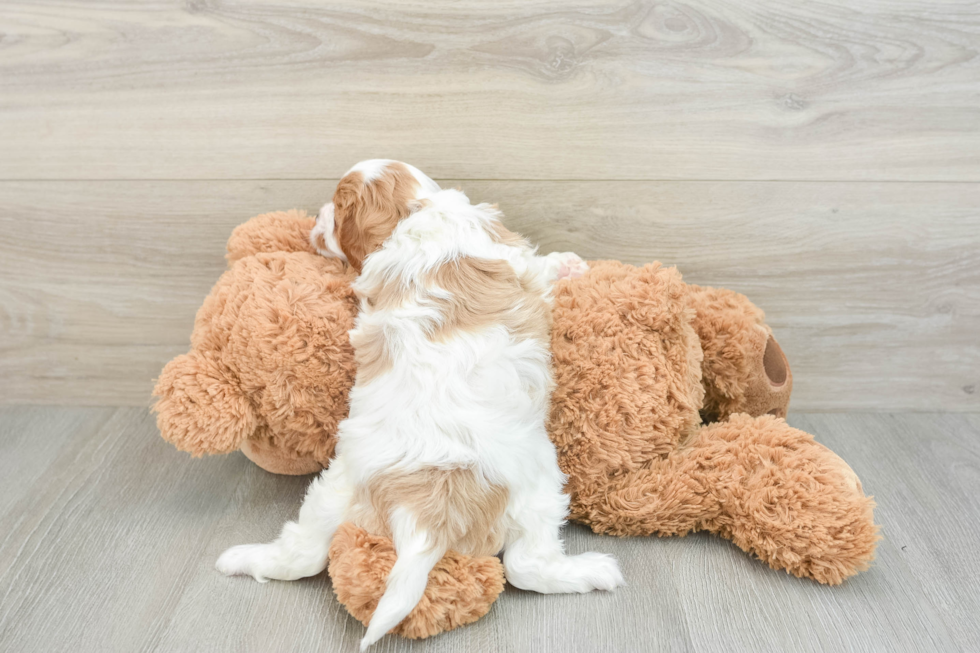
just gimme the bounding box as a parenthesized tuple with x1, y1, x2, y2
(226, 210, 318, 263)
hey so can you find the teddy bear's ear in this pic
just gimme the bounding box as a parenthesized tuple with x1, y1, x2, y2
(153, 352, 259, 456)
(226, 210, 317, 263)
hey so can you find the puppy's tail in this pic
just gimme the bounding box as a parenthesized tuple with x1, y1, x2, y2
(359, 516, 445, 650)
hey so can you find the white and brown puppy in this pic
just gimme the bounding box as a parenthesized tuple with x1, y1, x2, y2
(217, 160, 623, 649)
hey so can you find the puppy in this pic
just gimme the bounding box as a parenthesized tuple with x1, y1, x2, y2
(217, 160, 623, 649)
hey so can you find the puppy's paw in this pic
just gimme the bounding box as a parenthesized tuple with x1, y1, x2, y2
(571, 552, 625, 592)
(554, 252, 589, 281)
(216, 544, 271, 583)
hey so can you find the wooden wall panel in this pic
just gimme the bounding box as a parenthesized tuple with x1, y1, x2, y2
(1, 1, 978, 408)
(1, 1, 978, 181)
(1, 180, 976, 410)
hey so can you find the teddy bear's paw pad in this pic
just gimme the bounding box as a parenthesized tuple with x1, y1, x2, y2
(569, 552, 626, 592)
(554, 252, 589, 281)
(216, 543, 274, 582)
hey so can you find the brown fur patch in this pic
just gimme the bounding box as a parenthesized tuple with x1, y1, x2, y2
(354, 254, 551, 348)
(333, 163, 421, 272)
(429, 257, 551, 343)
(355, 467, 509, 557)
(357, 276, 413, 312)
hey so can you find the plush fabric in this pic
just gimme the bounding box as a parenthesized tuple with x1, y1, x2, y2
(328, 523, 505, 639)
(685, 283, 794, 421)
(154, 211, 878, 639)
(155, 213, 358, 473)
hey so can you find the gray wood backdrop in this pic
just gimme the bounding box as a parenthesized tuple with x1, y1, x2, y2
(1, 0, 978, 410)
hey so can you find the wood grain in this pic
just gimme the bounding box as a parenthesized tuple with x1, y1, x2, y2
(1, 1, 979, 181)
(1, 179, 977, 410)
(1, 408, 979, 652)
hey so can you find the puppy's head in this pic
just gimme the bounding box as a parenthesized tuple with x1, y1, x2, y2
(310, 160, 440, 272)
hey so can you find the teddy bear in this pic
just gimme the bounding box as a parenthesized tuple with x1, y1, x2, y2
(153, 210, 878, 639)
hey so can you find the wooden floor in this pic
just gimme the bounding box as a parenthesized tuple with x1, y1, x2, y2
(0, 407, 977, 652)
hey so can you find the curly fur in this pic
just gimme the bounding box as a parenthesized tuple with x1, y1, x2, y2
(154, 212, 359, 473)
(685, 284, 794, 421)
(328, 523, 505, 639)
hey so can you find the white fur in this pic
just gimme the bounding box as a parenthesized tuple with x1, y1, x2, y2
(220, 169, 623, 650)
(349, 158, 441, 198)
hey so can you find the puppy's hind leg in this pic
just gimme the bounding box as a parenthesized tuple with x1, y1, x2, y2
(503, 476, 624, 594)
(216, 456, 353, 582)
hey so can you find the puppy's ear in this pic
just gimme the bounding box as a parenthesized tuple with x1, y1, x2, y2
(334, 172, 367, 271)
(333, 174, 364, 231)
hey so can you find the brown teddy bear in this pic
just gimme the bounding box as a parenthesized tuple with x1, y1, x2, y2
(154, 210, 878, 639)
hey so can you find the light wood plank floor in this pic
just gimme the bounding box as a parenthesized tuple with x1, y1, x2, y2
(1, 407, 978, 652)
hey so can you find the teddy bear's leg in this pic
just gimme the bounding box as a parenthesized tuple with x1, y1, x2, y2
(153, 351, 259, 456)
(695, 415, 878, 584)
(577, 414, 878, 585)
(226, 210, 318, 262)
(684, 284, 793, 421)
(567, 451, 720, 539)
(328, 523, 505, 640)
